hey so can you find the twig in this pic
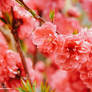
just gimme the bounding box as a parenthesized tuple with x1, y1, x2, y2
(1, 83, 8, 92)
(15, 0, 45, 23)
(33, 46, 37, 66)
(11, 7, 31, 82)
(0, 26, 16, 51)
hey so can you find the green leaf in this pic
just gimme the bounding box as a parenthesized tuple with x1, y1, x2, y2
(17, 80, 54, 92)
(41, 82, 44, 92)
(0, 17, 7, 24)
(46, 86, 50, 92)
(17, 80, 35, 92)
(73, 30, 78, 35)
(3, 12, 12, 25)
(49, 10, 55, 22)
(20, 40, 27, 53)
(17, 87, 26, 92)
(26, 80, 33, 92)
(40, 82, 53, 92)
(29, 10, 36, 17)
(32, 81, 36, 92)
(21, 79, 27, 91)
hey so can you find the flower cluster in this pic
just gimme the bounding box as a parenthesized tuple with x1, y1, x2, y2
(32, 21, 92, 89)
(1, 0, 92, 92)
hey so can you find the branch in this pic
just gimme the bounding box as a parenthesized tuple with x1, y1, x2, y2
(1, 83, 8, 92)
(11, 7, 31, 83)
(33, 47, 37, 66)
(0, 26, 16, 51)
(15, 0, 45, 23)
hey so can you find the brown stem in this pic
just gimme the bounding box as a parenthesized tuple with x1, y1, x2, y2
(11, 29, 29, 77)
(1, 83, 8, 92)
(89, 89, 92, 92)
(15, 0, 45, 23)
(11, 7, 31, 83)
(33, 46, 37, 66)
(0, 26, 16, 51)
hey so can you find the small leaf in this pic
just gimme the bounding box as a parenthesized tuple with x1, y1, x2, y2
(73, 30, 78, 35)
(17, 79, 36, 92)
(46, 86, 50, 92)
(30, 10, 36, 17)
(41, 82, 44, 92)
(20, 40, 27, 53)
(32, 81, 36, 92)
(17, 87, 26, 92)
(26, 80, 33, 92)
(0, 17, 7, 24)
(3, 12, 12, 25)
(21, 79, 27, 91)
(49, 10, 55, 22)
(40, 82, 54, 92)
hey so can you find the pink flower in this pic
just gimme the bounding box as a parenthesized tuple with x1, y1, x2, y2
(42, 0, 65, 20)
(79, 47, 92, 89)
(55, 35, 65, 54)
(5, 50, 25, 78)
(0, 32, 8, 55)
(32, 22, 57, 55)
(32, 22, 56, 45)
(79, 61, 92, 88)
(24, 36, 37, 55)
(54, 13, 81, 35)
(55, 34, 91, 71)
(34, 0, 65, 11)
(80, 0, 92, 20)
(38, 38, 57, 56)
(49, 70, 69, 92)
(35, 61, 45, 72)
(68, 71, 88, 92)
(0, 55, 8, 83)
(0, 0, 15, 12)
(67, 7, 80, 18)
(18, 16, 39, 40)
(47, 69, 88, 92)
(80, 28, 92, 44)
